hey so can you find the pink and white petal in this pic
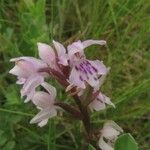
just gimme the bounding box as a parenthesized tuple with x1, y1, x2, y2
(58, 55, 68, 66)
(21, 74, 44, 98)
(102, 121, 123, 140)
(30, 107, 57, 125)
(99, 137, 114, 150)
(53, 40, 66, 57)
(37, 42, 56, 66)
(98, 68, 110, 88)
(69, 67, 86, 89)
(89, 60, 107, 75)
(24, 89, 35, 103)
(103, 95, 115, 108)
(86, 75, 100, 88)
(105, 121, 123, 133)
(41, 82, 56, 100)
(38, 119, 48, 127)
(9, 65, 28, 77)
(32, 91, 53, 109)
(53, 41, 68, 66)
(67, 40, 84, 58)
(98, 93, 115, 108)
(89, 99, 105, 111)
(82, 40, 106, 49)
(10, 57, 46, 69)
(16, 77, 26, 85)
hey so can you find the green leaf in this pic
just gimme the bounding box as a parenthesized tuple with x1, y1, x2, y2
(88, 144, 96, 150)
(3, 141, 15, 150)
(115, 133, 138, 150)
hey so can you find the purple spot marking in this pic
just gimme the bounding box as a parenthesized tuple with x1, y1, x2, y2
(79, 76, 84, 81)
(92, 66, 98, 73)
(94, 77, 98, 80)
(75, 66, 79, 71)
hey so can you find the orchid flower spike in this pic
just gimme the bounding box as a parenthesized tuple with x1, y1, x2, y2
(67, 39, 107, 90)
(30, 82, 58, 127)
(98, 121, 123, 150)
(9, 57, 47, 102)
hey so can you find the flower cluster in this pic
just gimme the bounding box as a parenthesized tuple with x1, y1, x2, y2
(9, 39, 122, 149)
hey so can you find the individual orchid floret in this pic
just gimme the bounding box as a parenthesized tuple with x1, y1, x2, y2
(9, 57, 47, 102)
(67, 40, 107, 90)
(98, 121, 123, 150)
(30, 82, 58, 127)
(89, 92, 115, 111)
(37, 41, 68, 71)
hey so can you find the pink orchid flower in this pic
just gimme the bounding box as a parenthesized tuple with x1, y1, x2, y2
(9, 57, 47, 102)
(67, 40, 107, 90)
(99, 121, 123, 150)
(30, 82, 58, 127)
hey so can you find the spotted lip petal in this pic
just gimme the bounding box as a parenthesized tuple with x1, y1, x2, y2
(99, 137, 114, 150)
(68, 59, 107, 90)
(67, 39, 108, 90)
(102, 121, 123, 139)
(98, 121, 123, 150)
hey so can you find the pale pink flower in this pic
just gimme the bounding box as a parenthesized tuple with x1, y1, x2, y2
(67, 40, 107, 89)
(30, 82, 58, 127)
(37, 41, 68, 71)
(9, 57, 47, 102)
(99, 121, 123, 150)
(89, 92, 115, 111)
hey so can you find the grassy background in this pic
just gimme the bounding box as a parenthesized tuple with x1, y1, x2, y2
(0, 0, 149, 149)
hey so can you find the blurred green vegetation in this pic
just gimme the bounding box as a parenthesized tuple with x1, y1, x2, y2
(0, 0, 149, 149)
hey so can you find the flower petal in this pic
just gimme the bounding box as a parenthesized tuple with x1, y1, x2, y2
(67, 40, 84, 59)
(82, 39, 106, 49)
(98, 93, 115, 108)
(69, 67, 86, 89)
(102, 121, 123, 140)
(89, 99, 105, 111)
(53, 40, 66, 56)
(21, 74, 44, 101)
(38, 119, 48, 127)
(98, 67, 110, 88)
(41, 82, 56, 100)
(30, 107, 57, 125)
(99, 137, 114, 150)
(9, 65, 28, 77)
(32, 91, 53, 109)
(89, 60, 107, 75)
(53, 40, 68, 66)
(37, 42, 56, 66)
(10, 57, 46, 69)
(16, 77, 26, 84)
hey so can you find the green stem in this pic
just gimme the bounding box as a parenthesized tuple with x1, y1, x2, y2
(73, 96, 91, 142)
